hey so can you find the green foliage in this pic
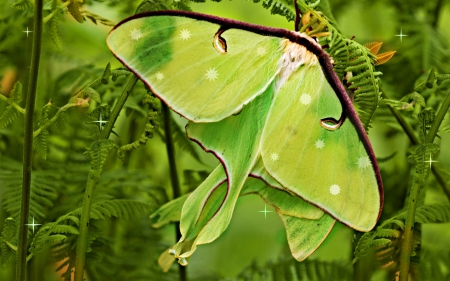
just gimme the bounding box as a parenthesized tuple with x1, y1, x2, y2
(0, 81, 23, 128)
(1, 1, 450, 280)
(85, 139, 116, 178)
(158, 112, 202, 163)
(118, 91, 161, 158)
(72, 199, 155, 220)
(29, 214, 80, 254)
(0, 158, 59, 221)
(67, 0, 84, 23)
(0, 218, 16, 266)
(232, 257, 353, 281)
(34, 102, 53, 159)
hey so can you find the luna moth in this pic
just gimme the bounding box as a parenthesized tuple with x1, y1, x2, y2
(107, 10, 383, 268)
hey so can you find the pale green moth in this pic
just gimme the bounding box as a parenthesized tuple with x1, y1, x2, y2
(107, 10, 383, 268)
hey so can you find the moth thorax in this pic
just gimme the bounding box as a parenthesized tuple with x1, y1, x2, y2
(280, 39, 318, 72)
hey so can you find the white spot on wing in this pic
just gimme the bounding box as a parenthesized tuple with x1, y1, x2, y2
(180, 29, 191, 40)
(270, 153, 279, 161)
(356, 156, 371, 169)
(205, 68, 219, 81)
(300, 93, 312, 105)
(329, 184, 340, 195)
(129, 27, 143, 41)
(315, 139, 325, 149)
(156, 72, 164, 80)
(256, 46, 267, 56)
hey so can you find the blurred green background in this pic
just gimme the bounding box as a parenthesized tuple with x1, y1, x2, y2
(1, 0, 450, 280)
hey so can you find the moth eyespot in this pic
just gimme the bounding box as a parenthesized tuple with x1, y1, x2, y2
(213, 28, 227, 54)
(320, 117, 344, 131)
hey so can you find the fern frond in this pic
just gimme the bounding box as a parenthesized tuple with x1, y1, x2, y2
(101, 62, 111, 85)
(85, 139, 116, 178)
(252, 0, 295, 21)
(0, 218, 16, 266)
(81, 10, 115, 26)
(82, 87, 101, 103)
(10, 0, 33, 12)
(0, 81, 23, 128)
(29, 213, 81, 254)
(0, 105, 20, 128)
(72, 200, 155, 220)
(234, 257, 352, 281)
(55, 111, 67, 131)
(355, 204, 450, 259)
(67, 0, 84, 23)
(10, 80, 23, 103)
(48, 16, 63, 51)
(111, 68, 130, 81)
(0, 159, 59, 220)
(34, 129, 49, 159)
(118, 92, 160, 158)
(376, 151, 397, 164)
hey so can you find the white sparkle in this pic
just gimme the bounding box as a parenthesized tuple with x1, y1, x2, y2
(315, 139, 325, 149)
(258, 204, 273, 219)
(156, 72, 164, 80)
(356, 156, 372, 169)
(25, 216, 42, 233)
(329, 184, 340, 195)
(424, 154, 438, 169)
(300, 93, 312, 105)
(395, 28, 408, 43)
(180, 29, 191, 40)
(129, 27, 143, 41)
(205, 68, 219, 81)
(256, 46, 267, 56)
(270, 153, 279, 161)
(23, 26, 33, 37)
(91, 112, 109, 131)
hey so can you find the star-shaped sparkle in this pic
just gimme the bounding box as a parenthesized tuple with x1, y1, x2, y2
(256, 46, 267, 56)
(156, 72, 164, 80)
(91, 112, 109, 131)
(356, 156, 372, 169)
(395, 28, 408, 42)
(205, 68, 219, 81)
(424, 154, 438, 169)
(315, 139, 325, 149)
(25, 216, 42, 233)
(23, 26, 33, 37)
(258, 204, 273, 219)
(129, 27, 143, 41)
(300, 93, 312, 105)
(329, 184, 340, 195)
(180, 29, 191, 40)
(270, 153, 279, 161)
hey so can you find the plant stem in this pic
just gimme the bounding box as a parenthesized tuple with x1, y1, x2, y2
(398, 90, 450, 281)
(43, 1, 70, 24)
(16, 0, 43, 280)
(74, 75, 137, 281)
(33, 103, 78, 138)
(161, 104, 187, 281)
(381, 90, 450, 199)
(425, 90, 450, 144)
(101, 75, 138, 139)
(0, 94, 26, 114)
(399, 171, 423, 281)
